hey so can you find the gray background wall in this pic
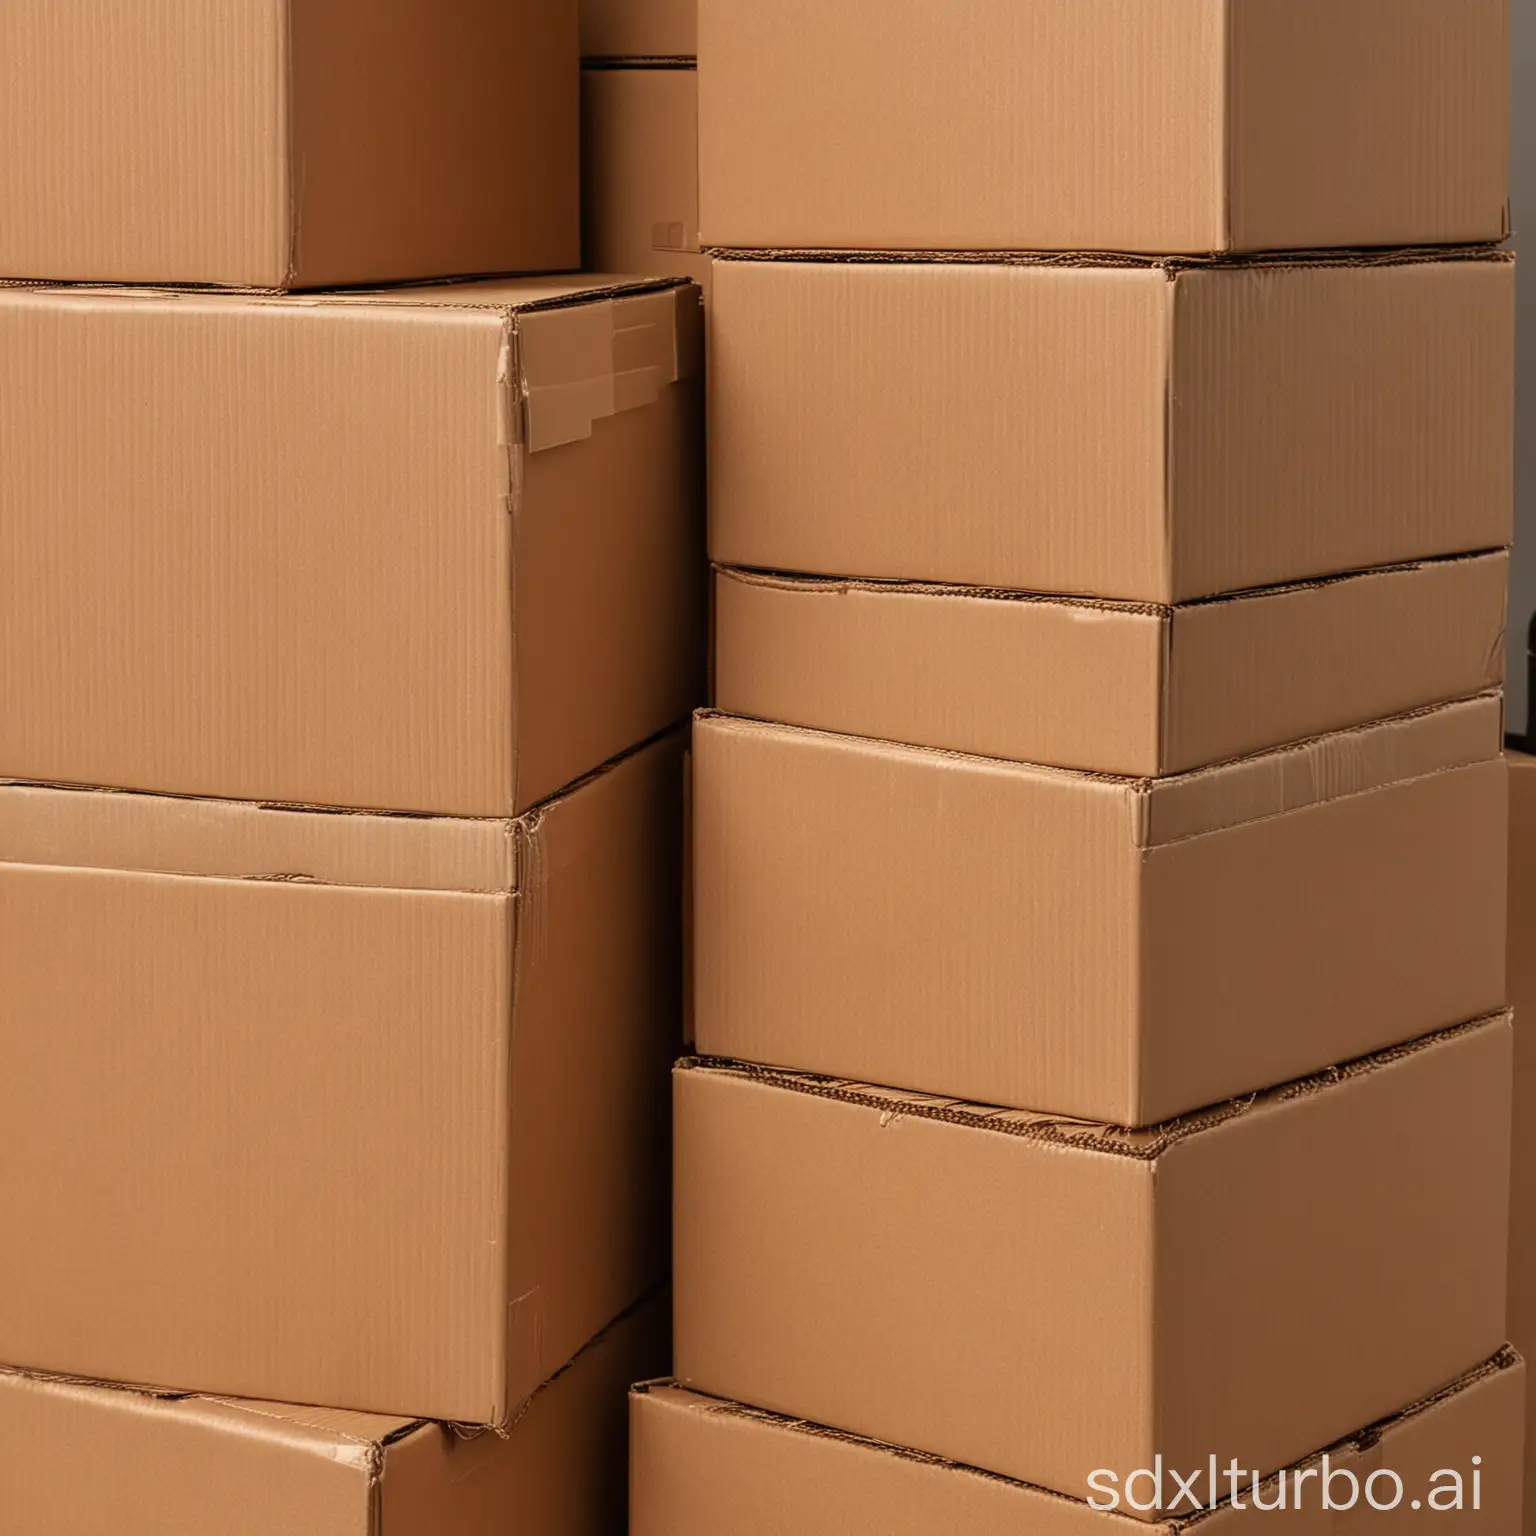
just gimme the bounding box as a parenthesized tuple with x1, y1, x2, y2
(1513, 0, 1534, 737)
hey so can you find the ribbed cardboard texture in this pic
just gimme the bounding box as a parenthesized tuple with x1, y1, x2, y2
(0, 0, 578, 289)
(582, 68, 708, 292)
(674, 1019, 1514, 1513)
(1508, 752, 1536, 1533)
(694, 697, 1508, 1127)
(582, 0, 696, 60)
(708, 252, 1514, 604)
(699, 0, 1508, 254)
(0, 732, 684, 1426)
(714, 554, 1509, 777)
(635, 1355, 1527, 1533)
(0, 1291, 666, 1536)
(0, 276, 704, 818)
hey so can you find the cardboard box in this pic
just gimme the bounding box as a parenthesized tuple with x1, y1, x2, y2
(698, 0, 1508, 254)
(0, 1290, 667, 1536)
(635, 1352, 1527, 1533)
(708, 252, 1513, 604)
(582, 0, 696, 59)
(582, 68, 709, 292)
(1508, 752, 1536, 1531)
(0, 276, 704, 818)
(714, 553, 1509, 778)
(674, 1018, 1513, 1511)
(0, 0, 578, 289)
(695, 697, 1507, 1126)
(0, 732, 684, 1426)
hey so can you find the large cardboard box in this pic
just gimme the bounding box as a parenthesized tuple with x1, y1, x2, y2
(582, 68, 708, 292)
(0, 0, 578, 289)
(0, 276, 703, 818)
(694, 697, 1507, 1126)
(714, 553, 1509, 778)
(582, 0, 696, 59)
(0, 733, 684, 1426)
(698, 0, 1508, 255)
(0, 1292, 666, 1536)
(1509, 752, 1536, 1531)
(635, 1353, 1527, 1532)
(708, 252, 1513, 604)
(675, 1019, 1513, 1512)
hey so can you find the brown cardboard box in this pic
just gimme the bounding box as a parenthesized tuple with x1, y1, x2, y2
(582, 68, 709, 292)
(0, 732, 684, 1426)
(582, 0, 696, 59)
(708, 252, 1513, 604)
(1509, 752, 1536, 1531)
(674, 1018, 1513, 1512)
(0, 276, 704, 818)
(0, 1290, 666, 1536)
(698, 0, 1508, 255)
(714, 554, 1509, 778)
(634, 1353, 1527, 1532)
(0, 0, 578, 290)
(694, 697, 1507, 1126)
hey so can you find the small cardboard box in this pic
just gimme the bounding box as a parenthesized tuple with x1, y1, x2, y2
(708, 252, 1512, 604)
(0, 1292, 666, 1536)
(582, 0, 696, 59)
(634, 1353, 1526, 1532)
(0, 276, 703, 818)
(714, 554, 1509, 778)
(699, 0, 1507, 254)
(0, 0, 579, 289)
(0, 733, 683, 1426)
(674, 1019, 1513, 1511)
(582, 68, 708, 292)
(694, 697, 1508, 1126)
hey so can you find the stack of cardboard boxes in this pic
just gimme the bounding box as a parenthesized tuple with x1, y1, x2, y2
(0, 3, 702, 1529)
(637, 2, 1528, 1529)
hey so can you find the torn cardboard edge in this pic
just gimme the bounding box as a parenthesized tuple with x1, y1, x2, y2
(0, 1283, 670, 1476)
(716, 548, 1510, 621)
(697, 693, 1504, 848)
(0, 723, 687, 896)
(678, 1011, 1512, 1163)
(635, 1347, 1524, 1531)
(705, 243, 1512, 274)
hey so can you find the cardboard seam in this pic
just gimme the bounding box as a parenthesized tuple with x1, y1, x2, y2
(581, 55, 696, 69)
(680, 1014, 1508, 1160)
(279, 0, 299, 287)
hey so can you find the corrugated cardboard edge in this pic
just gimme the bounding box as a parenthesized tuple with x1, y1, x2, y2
(677, 1013, 1511, 1163)
(633, 1348, 1524, 1531)
(697, 693, 1502, 850)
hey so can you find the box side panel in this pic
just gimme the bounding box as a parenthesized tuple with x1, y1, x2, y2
(1170, 259, 1515, 601)
(630, 1386, 1115, 1536)
(382, 1293, 669, 1536)
(505, 735, 685, 1407)
(714, 571, 1168, 776)
(1155, 1022, 1513, 1485)
(581, 0, 697, 58)
(0, 1374, 373, 1536)
(708, 260, 1174, 602)
(673, 1068, 1155, 1499)
(1138, 760, 1509, 1122)
(581, 68, 708, 290)
(1508, 754, 1536, 1522)
(692, 716, 1144, 1124)
(0, 292, 514, 816)
(698, 0, 1226, 252)
(1227, 0, 1509, 251)
(0, 864, 511, 1422)
(1166, 555, 1510, 773)
(0, 0, 287, 286)
(288, 0, 579, 286)
(514, 378, 705, 811)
